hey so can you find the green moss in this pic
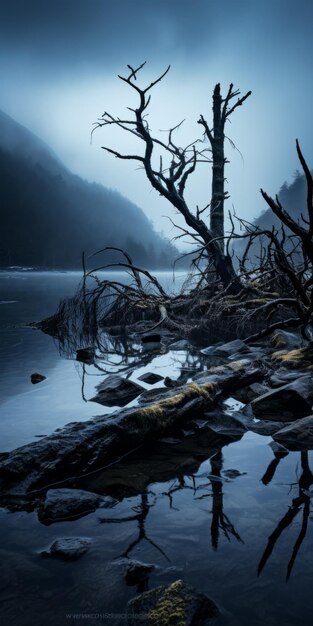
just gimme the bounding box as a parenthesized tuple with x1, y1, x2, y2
(149, 581, 186, 626)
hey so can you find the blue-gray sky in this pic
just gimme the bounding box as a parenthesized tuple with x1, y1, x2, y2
(1, 0, 313, 237)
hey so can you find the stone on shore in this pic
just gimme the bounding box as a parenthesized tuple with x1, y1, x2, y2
(91, 374, 143, 407)
(273, 415, 313, 450)
(250, 374, 313, 421)
(38, 488, 102, 523)
(127, 579, 219, 626)
(201, 339, 250, 357)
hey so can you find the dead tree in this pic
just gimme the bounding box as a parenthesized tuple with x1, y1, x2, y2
(93, 63, 250, 291)
(198, 83, 251, 250)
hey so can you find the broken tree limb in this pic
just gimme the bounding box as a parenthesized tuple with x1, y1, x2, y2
(0, 360, 263, 497)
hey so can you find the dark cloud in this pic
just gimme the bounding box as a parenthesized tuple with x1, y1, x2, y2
(0, 0, 251, 72)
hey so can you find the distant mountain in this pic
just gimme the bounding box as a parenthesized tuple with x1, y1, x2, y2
(234, 170, 311, 264)
(254, 170, 309, 232)
(0, 110, 177, 269)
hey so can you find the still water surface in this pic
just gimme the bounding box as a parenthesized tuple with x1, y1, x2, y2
(0, 272, 313, 626)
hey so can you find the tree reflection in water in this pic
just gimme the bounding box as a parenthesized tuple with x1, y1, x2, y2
(209, 450, 244, 549)
(258, 450, 313, 580)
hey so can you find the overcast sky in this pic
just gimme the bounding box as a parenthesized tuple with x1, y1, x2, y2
(1, 0, 313, 238)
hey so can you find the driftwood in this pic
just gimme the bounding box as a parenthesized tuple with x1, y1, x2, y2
(0, 359, 263, 497)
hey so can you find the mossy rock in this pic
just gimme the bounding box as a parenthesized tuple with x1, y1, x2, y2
(127, 579, 219, 625)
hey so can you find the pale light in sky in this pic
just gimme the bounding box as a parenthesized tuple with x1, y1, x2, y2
(1, 0, 312, 240)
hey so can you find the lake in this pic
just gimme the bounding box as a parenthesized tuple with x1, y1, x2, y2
(0, 271, 313, 626)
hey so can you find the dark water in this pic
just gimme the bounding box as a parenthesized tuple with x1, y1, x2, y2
(1, 272, 313, 626)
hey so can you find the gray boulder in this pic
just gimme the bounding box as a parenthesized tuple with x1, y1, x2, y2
(250, 374, 313, 421)
(270, 329, 304, 350)
(248, 420, 291, 437)
(41, 537, 92, 561)
(233, 382, 269, 404)
(269, 370, 307, 388)
(38, 488, 101, 523)
(274, 415, 313, 450)
(201, 339, 250, 358)
(91, 374, 143, 407)
(205, 412, 247, 439)
(127, 579, 219, 625)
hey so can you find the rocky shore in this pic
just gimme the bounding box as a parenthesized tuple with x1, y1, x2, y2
(1, 327, 313, 624)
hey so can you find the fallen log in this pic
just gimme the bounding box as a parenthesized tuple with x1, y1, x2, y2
(0, 360, 263, 496)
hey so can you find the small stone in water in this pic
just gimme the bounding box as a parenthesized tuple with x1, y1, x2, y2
(137, 372, 164, 385)
(31, 372, 46, 384)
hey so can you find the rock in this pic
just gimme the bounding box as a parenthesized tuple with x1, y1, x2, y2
(233, 382, 269, 404)
(41, 537, 92, 561)
(76, 347, 95, 363)
(269, 370, 307, 388)
(137, 372, 164, 385)
(269, 441, 289, 458)
(205, 412, 247, 438)
(169, 340, 191, 350)
(38, 488, 101, 523)
(274, 415, 313, 450)
(31, 372, 46, 384)
(201, 339, 250, 358)
(91, 374, 143, 407)
(127, 579, 219, 626)
(222, 469, 247, 479)
(270, 329, 304, 350)
(248, 420, 291, 437)
(125, 560, 155, 586)
(138, 387, 168, 404)
(250, 374, 313, 421)
(228, 346, 266, 361)
(164, 376, 178, 388)
(141, 334, 161, 344)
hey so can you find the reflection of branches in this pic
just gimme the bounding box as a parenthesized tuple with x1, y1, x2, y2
(210, 450, 244, 549)
(162, 475, 210, 511)
(99, 492, 170, 563)
(258, 451, 313, 579)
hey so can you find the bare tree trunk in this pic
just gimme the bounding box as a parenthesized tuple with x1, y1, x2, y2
(211, 84, 227, 251)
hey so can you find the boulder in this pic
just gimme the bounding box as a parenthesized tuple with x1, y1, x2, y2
(270, 329, 304, 350)
(91, 374, 143, 407)
(137, 372, 164, 385)
(233, 382, 269, 404)
(127, 579, 219, 626)
(201, 339, 250, 358)
(274, 415, 313, 450)
(205, 412, 247, 439)
(41, 537, 92, 561)
(269, 370, 307, 388)
(38, 488, 101, 523)
(248, 420, 291, 437)
(250, 374, 313, 421)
